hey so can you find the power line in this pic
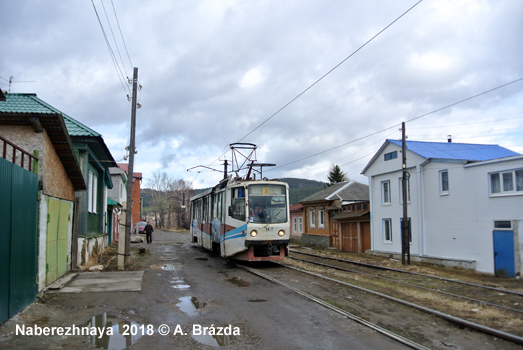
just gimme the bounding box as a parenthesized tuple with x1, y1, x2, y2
(110, 0, 134, 69)
(99, 0, 130, 78)
(196, 1, 425, 177)
(269, 77, 523, 172)
(90, 0, 131, 97)
(408, 115, 523, 129)
(235, 0, 424, 144)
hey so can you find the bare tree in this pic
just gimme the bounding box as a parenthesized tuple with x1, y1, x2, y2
(146, 171, 194, 230)
(168, 179, 194, 230)
(147, 171, 172, 229)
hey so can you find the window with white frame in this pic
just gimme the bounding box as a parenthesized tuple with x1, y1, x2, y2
(490, 169, 523, 195)
(88, 171, 98, 214)
(293, 218, 297, 233)
(381, 180, 391, 205)
(309, 208, 316, 228)
(383, 218, 392, 242)
(298, 217, 303, 233)
(384, 151, 397, 161)
(399, 177, 410, 204)
(440, 170, 449, 194)
(318, 209, 325, 228)
(494, 220, 512, 230)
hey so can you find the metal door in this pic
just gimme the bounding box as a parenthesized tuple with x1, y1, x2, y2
(46, 198, 72, 285)
(0, 158, 38, 323)
(493, 230, 515, 278)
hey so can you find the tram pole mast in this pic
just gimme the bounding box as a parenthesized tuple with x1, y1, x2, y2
(401, 122, 410, 265)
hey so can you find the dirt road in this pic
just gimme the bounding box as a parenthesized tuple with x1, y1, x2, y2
(0, 229, 412, 349)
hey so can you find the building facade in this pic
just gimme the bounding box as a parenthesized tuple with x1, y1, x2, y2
(363, 139, 523, 276)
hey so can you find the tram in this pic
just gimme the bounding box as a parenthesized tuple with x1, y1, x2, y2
(190, 176, 290, 261)
(189, 143, 290, 261)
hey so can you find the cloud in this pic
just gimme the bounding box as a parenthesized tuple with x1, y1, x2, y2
(1, 0, 522, 188)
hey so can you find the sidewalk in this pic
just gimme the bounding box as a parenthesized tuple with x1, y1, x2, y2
(0, 229, 197, 350)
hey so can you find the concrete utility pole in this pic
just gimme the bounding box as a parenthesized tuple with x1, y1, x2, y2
(121, 67, 138, 268)
(401, 122, 410, 265)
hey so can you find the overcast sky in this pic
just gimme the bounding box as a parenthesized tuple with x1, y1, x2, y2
(1, 0, 522, 188)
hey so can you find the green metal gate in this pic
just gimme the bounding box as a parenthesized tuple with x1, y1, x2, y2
(0, 157, 38, 324)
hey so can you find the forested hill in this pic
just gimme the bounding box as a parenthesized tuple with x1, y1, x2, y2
(278, 178, 327, 204)
(193, 177, 327, 205)
(145, 177, 328, 207)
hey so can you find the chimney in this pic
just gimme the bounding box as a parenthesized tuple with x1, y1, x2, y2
(447, 135, 452, 143)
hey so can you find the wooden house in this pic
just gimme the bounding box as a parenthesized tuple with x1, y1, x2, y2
(300, 181, 369, 252)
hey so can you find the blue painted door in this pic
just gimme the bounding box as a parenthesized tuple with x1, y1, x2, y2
(493, 230, 515, 278)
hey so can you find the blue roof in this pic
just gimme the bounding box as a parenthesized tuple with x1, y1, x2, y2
(388, 139, 519, 161)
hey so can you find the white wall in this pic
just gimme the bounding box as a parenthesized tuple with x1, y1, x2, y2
(366, 143, 425, 255)
(366, 146, 523, 274)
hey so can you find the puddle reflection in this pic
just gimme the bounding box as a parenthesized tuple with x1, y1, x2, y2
(172, 284, 191, 289)
(177, 296, 206, 316)
(192, 333, 233, 347)
(85, 312, 143, 350)
(161, 264, 176, 270)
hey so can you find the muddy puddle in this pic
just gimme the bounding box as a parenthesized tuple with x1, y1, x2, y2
(176, 296, 207, 316)
(84, 312, 144, 349)
(171, 276, 190, 289)
(225, 277, 250, 287)
(192, 332, 234, 347)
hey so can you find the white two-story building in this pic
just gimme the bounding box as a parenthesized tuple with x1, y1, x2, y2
(362, 139, 523, 277)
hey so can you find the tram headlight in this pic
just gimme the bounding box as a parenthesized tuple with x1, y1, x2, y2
(250, 230, 258, 237)
(278, 230, 285, 237)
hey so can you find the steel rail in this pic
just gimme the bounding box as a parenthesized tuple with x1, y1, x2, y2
(276, 262, 523, 345)
(238, 264, 431, 350)
(288, 255, 523, 314)
(290, 249, 523, 297)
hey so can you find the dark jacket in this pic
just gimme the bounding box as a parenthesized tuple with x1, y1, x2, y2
(144, 224, 154, 234)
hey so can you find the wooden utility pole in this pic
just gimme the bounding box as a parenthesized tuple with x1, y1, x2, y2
(401, 122, 410, 265)
(121, 67, 138, 268)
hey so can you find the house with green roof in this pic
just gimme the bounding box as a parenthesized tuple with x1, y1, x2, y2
(62, 109, 117, 266)
(362, 139, 523, 277)
(0, 93, 87, 320)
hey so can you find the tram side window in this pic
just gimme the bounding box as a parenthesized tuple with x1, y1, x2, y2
(213, 191, 224, 220)
(202, 197, 208, 223)
(230, 187, 246, 221)
(212, 194, 218, 219)
(216, 191, 224, 221)
(193, 199, 201, 222)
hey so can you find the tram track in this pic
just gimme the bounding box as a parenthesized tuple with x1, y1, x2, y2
(289, 250, 523, 315)
(236, 252, 523, 349)
(279, 249, 523, 346)
(237, 264, 431, 350)
(289, 249, 523, 297)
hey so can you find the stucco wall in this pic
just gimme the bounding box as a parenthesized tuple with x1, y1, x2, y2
(0, 125, 75, 201)
(0, 125, 42, 170)
(42, 131, 75, 200)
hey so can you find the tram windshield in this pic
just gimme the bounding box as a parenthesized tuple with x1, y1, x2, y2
(248, 184, 287, 224)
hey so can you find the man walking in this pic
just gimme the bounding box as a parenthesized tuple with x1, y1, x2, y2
(144, 221, 154, 244)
